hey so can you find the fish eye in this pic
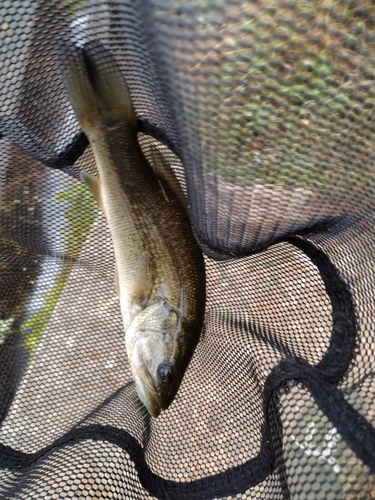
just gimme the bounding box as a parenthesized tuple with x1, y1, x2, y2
(157, 363, 174, 383)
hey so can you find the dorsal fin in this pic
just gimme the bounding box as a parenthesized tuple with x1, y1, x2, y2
(150, 145, 187, 211)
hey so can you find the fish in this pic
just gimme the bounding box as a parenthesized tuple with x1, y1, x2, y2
(57, 41, 205, 417)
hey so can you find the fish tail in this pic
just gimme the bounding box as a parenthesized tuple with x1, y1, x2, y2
(57, 41, 137, 135)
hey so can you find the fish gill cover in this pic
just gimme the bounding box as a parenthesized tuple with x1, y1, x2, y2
(0, 1, 375, 499)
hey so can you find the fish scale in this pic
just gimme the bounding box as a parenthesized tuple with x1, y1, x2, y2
(57, 41, 206, 417)
(90, 128, 183, 307)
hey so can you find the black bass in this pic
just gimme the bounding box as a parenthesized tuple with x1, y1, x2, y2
(58, 42, 205, 417)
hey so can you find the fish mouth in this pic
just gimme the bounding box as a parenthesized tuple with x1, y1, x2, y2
(146, 397, 161, 418)
(135, 366, 163, 418)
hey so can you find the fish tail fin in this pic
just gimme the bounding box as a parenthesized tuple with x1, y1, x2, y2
(57, 41, 137, 135)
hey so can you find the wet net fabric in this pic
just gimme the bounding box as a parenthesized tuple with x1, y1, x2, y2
(1, 1, 375, 498)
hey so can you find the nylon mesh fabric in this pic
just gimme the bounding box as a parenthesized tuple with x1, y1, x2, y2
(1, 1, 375, 499)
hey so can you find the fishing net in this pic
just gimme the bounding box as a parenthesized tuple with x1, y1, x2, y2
(1, 0, 375, 498)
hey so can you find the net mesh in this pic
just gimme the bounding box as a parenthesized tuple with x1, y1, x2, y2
(1, 1, 375, 498)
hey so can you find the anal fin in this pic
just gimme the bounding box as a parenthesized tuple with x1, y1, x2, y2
(80, 170, 104, 211)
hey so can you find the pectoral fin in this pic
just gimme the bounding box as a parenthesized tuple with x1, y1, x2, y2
(132, 251, 154, 308)
(80, 170, 104, 211)
(178, 285, 188, 318)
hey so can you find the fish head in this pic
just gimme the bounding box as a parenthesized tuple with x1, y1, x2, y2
(125, 300, 192, 417)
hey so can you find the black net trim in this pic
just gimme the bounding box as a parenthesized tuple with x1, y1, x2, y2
(0, 116, 85, 178)
(0, 236, 367, 499)
(0, 114, 179, 180)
